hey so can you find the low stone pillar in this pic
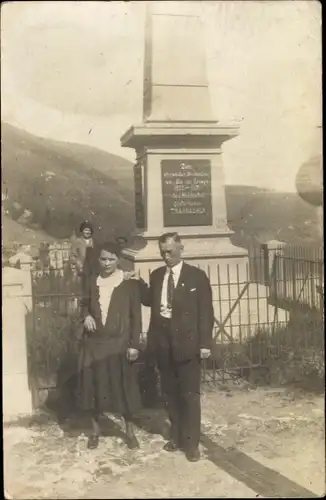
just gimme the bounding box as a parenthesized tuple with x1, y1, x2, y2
(261, 240, 286, 285)
(8, 252, 33, 311)
(3, 267, 33, 421)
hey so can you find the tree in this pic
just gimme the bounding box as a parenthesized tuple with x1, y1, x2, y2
(296, 155, 322, 207)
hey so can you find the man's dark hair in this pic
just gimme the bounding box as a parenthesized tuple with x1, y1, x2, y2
(158, 232, 182, 245)
(116, 236, 127, 246)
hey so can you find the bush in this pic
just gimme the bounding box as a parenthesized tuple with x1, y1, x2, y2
(26, 304, 81, 388)
(244, 313, 324, 391)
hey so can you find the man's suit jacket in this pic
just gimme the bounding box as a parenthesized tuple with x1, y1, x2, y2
(140, 262, 214, 361)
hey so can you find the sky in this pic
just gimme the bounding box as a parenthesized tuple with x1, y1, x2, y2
(1, 0, 322, 192)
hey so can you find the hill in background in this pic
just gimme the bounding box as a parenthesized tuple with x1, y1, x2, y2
(1, 122, 321, 248)
(2, 214, 55, 246)
(2, 122, 135, 244)
(226, 185, 321, 247)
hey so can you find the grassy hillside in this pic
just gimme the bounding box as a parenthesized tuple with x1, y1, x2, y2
(2, 214, 55, 246)
(2, 122, 135, 243)
(1, 122, 321, 248)
(226, 185, 321, 246)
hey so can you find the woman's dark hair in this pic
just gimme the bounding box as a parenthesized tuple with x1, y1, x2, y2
(87, 242, 121, 275)
(96, 241, 121, 259)
(79, 221, 93, 234)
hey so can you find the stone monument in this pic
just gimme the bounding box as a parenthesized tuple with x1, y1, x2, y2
(121, 2, 247, 278)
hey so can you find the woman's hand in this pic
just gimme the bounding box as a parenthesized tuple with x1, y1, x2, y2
(84, 315, 96, 332)
(126, 348, 140, 362)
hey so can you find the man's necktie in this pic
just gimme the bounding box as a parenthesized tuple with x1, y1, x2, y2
(167, 269, 174, 310)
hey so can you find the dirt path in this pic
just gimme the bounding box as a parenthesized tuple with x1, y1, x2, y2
(4, 386, 325, 499)
(201, 387, 325, 496)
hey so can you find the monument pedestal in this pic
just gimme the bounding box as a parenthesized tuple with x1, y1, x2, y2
(121, 122, 248, 279)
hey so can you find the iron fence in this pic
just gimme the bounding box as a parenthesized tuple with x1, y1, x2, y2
(2, 241, 324, 404)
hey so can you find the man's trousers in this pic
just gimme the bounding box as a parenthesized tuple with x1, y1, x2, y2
(155, 318, 201, 451)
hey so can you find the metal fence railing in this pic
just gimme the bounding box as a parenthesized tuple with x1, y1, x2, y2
(2, 241, 324, 399)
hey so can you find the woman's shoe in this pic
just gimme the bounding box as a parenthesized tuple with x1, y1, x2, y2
(163, 441, 179, 452)
(87, 434, 99, 449)
(126, 433, 140, 449)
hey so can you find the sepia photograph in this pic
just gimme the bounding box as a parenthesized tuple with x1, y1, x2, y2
(2, 1, 323, 498)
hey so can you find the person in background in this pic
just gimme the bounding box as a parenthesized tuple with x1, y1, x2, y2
(70, 221, 95, 277)
(116, 236, 128, 249)
(77, 242, 142, 450)
(136, 232, 214, 462)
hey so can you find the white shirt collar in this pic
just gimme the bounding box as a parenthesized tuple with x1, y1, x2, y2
(166, 260, 183, 276)
(97, 269, 123, 284)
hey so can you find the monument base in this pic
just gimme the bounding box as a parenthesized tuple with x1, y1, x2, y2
(121, 233, 249, 335)
(121, 236, 289, 344)
(121, 234, 248, 279)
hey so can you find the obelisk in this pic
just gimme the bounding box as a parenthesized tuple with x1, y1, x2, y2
(121, 1, 248, 277)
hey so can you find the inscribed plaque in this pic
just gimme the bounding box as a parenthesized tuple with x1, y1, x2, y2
(161, 160, 212, 227)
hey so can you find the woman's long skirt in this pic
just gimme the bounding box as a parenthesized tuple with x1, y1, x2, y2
(77, 336, 142, 416)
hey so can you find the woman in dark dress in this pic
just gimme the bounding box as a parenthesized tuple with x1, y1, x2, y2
(77, 242, 142, 449)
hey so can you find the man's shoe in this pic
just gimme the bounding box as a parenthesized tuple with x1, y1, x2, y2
(185, 448, 200, 462)
(163, 441, 179, 452)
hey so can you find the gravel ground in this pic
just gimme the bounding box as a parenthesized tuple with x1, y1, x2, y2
(3, 385, 325, 499)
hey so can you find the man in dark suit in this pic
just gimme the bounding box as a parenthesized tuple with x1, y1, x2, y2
(139, 232, 214, 462)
